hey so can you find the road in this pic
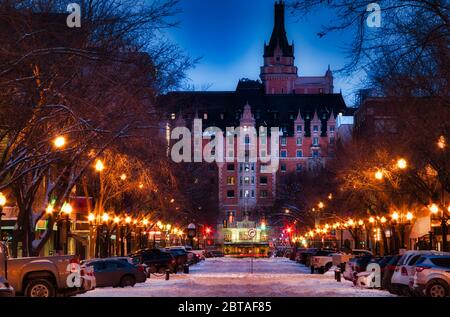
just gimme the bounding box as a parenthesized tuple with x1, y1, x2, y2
(78, 257, 394, 297)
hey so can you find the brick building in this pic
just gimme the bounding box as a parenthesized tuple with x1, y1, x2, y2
(161, 1, 351, 251)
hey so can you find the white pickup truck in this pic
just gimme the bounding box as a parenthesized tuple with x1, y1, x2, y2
(311, 249, 373, 274)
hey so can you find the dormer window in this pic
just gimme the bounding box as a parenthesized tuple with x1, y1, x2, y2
(330, 126, 335, 133)
(296, 125, 302, 133)
(313, 125, 319, 132)
(171, 113, 176, 120)
(203, 113, 208, 120)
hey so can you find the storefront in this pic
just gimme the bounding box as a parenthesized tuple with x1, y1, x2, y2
(222, 219, 269, 257)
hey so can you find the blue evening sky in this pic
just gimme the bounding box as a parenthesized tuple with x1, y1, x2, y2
(163, 0, 363, 106)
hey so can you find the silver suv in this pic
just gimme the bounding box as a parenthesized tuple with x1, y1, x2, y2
(413, 255, 450, 297)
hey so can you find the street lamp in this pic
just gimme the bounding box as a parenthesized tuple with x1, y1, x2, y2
(397, 158, 407, 170)
(53, 136, 66, 149)
(61, 202, 73, 255)
(375, 170, 384, 180)
(95, 159, 105, 172)
(0, 193, 7, 243)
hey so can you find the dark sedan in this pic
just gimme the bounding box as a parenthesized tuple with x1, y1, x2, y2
(85, 259, 146, 288)
(130, 249, 177, 273)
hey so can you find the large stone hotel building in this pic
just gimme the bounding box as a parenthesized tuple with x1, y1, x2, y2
(161, 1, 352, 254)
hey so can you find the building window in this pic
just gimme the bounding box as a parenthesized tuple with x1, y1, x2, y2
(330, 126, 335, 133)
(260, 164, 268, 173)
(281, 150, 287, 158)
(312, 150, 319, 158)
(227, 190, 235, 198)
(296, 150, 303, 158)
(313, 137, 319, 146)
(244, 164, 250, 172)
(296, 125, 302, 133)
(227, 164, 235, 171)
(239, 177, 243, 185)
(171, 113, 176, 120)
(281, 164, 287, 172)
(203, 113, 208, 120)
(296, 137, 302, 146)
(313, 125, 319, 132)
(281, 137, 287, 146)
(251, 176, 255, 184)
(239, 163, 243, 172)
(260, 190, 268, 198)
(244, 177, 250, 184)
(227, 176, 235, 185)
(330, 137, 335, 145)
(245, 136, 250, 144)
(296, 163, 302, 172)
(251, 190, 255, 198)
(260, 176, 268, 185)
(239, 190, 243, 198)
(261, 150, 266, 158)
(244, 190, 250, 198)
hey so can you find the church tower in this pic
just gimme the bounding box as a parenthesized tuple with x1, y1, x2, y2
(260, 0, 298, 94)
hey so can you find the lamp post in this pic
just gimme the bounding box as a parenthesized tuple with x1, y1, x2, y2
(0, 193, 7, 243)
(391, 211, 413, 251)
(61, 202, 73, 255)
(437, 136, 448, 252)
(430, 203, 448, 252)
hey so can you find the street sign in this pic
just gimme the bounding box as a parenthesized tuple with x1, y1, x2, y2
(248, 228, 256, 239)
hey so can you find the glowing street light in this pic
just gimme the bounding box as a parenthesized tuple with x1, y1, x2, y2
(0, 192, 6, 207)
(143, 219, 149, 226)
(375, 170, 384, 180)
(61, 202, 73, 215)
(114, 216, 121, 224)
(438, 136, 446, 149)
(406, 212, 413, 221)
(46, 204, 54, 214)
(430, 204, 439, 214)
(318, 202, 325, 209)
(120, 174, 127, 181)
(358, 220, 364, 226)
(53, 136, 66, 148)
(392, 212, 400, 221)
(380, 216, 387, 224)
(397, 159, 407, 170)
(102, 213, 110, 222)
(125, 216, 132, 224)
(95, 160, 105, 172)
(88, 213, 95, 222)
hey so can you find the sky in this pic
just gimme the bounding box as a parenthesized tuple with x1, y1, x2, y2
(163, 0, 363, 106)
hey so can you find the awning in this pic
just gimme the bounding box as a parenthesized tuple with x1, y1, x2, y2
(410, 216, 431, 239)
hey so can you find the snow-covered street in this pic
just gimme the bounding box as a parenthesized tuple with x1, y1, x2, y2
(78, 257, 395, 297)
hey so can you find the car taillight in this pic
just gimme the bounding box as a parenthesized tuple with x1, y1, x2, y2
(137, 265, 144, 272)
(401, 267, 408, 276)
(416, 266, 430, 273)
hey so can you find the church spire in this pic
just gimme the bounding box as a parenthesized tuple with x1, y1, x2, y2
(264, 0, 293, 57)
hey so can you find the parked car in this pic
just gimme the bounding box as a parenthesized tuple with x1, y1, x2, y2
(297, 248, 318, 265)
(381, 255, 402, 290)
(84, 259, 146, 288)
(166, 247, 188, 269)
(310, 249, 338, 273)
(413, 255, 450, 297)
(187, 251, 200, 265)
(190, 250, 206, 261)
(390, 250, 449, 296)
(369, 255, 394, 278)
(129, 249, 177, 273)
(0, 242, 93, 297)
(343, 255, 374, 282)
(104, 257, 149, 277)
(0, 276, 14, 297)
